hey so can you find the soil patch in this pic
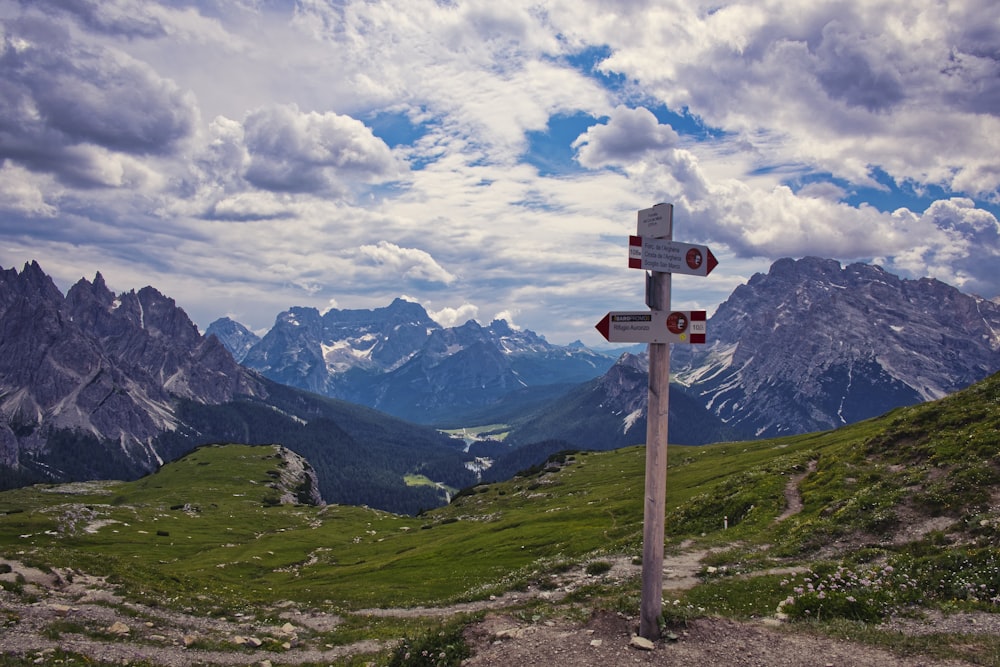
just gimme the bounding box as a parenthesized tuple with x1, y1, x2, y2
(461, 612, 980, 666)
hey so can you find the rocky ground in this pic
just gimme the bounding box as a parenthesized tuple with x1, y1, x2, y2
(3, 551, 998, 667)
(462, 610, 998, 667)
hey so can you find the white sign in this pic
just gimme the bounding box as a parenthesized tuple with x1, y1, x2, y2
(595, 310, 707, 344)
(637, 203, 673, 239)
(628, 236, 718, 276)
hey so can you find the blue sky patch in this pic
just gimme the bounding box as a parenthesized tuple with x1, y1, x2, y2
(523, 111, 602, 176)
(366, 109, 425, 148)
(788, 168, 998, 218)
(564, 45, 627, 92)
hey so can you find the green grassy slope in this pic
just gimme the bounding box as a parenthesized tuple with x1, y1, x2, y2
(0, 371, 997, 662)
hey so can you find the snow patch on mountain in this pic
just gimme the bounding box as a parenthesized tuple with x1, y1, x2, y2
(623, 408, 643, 434)
(321, 337, 377, 372)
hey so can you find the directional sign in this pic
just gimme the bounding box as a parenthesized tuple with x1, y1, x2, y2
(628, 235, 718, 276)
(595, 310, 706, 344)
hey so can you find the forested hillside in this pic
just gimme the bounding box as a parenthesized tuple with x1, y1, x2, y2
(154, 380, 477, 515)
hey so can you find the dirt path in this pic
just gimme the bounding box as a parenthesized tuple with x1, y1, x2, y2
(1, 544, 993, 667)
(0, 550, 708, 665)
(775, 460, 816, 522)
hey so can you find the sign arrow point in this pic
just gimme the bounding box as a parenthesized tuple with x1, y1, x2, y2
(706, 248, 719, 275)
(595, 313, 611, 341)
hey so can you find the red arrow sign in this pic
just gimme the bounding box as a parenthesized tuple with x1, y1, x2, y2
(628, 236, 718, 276)
(595, 310, 707, 344)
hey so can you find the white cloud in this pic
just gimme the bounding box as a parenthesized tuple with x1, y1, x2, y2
(357, 241, 457, 286)
(242, 104, 401, 194)
(882, 198, 1000, 293)
(208, 191, 293, 221)
(573, 106, 680, 167)
(0, 164, 57, 217)
(0, 16, 197, 187)
(290, 0, 611, 160)
(570, 0, 1000, 197)
(427, 303, 480, 328)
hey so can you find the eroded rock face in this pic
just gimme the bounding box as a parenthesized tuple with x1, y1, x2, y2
(273, 445, 324, 507)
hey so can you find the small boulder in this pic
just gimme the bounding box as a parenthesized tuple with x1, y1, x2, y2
(106, 621, 130, 636)
(630, 635, 655, 651)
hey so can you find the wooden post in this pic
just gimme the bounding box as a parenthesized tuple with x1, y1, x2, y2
(639, 270, 670, 640)
(606, 202, 709, 640)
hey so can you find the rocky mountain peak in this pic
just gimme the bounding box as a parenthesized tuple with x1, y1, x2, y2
(766, 255, 842, 280)
(65, 272, 115, 311)
(0, 261, 62, 309)
(673, 257, 1000, 437)
(205, 317, 260, 363)
(384, 297, 433, 321)
(134, 286, 202, 344)
(279, 306, 323, 328)
(597, 353, 648, 414)
(489, 319, 516, 335)
(615, 352, 646, 371)
(20, 260, 60, 292)
(0, 262, 265, 477)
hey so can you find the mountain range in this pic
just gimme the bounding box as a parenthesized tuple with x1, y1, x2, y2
(0, 262, 264, 472)
(0, 262, 474, 514)
(210, 300, 614, 423)
(2, 257, 998, 513)
(210, 257, 999, 449)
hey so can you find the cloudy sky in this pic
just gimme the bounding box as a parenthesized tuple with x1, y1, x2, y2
(1, 0, 998, 346)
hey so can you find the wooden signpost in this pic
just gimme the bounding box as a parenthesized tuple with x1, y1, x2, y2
(594, 203, 717, 640)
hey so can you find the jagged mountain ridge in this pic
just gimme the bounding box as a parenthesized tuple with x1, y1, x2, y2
(220, 300, 615, 423)
(235, 299, 439, 398)
(0, 262, 265, 471)
(670, 257, 1000, 437)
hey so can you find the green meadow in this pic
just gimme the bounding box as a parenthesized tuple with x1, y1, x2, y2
(0, 370, 998, 664)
